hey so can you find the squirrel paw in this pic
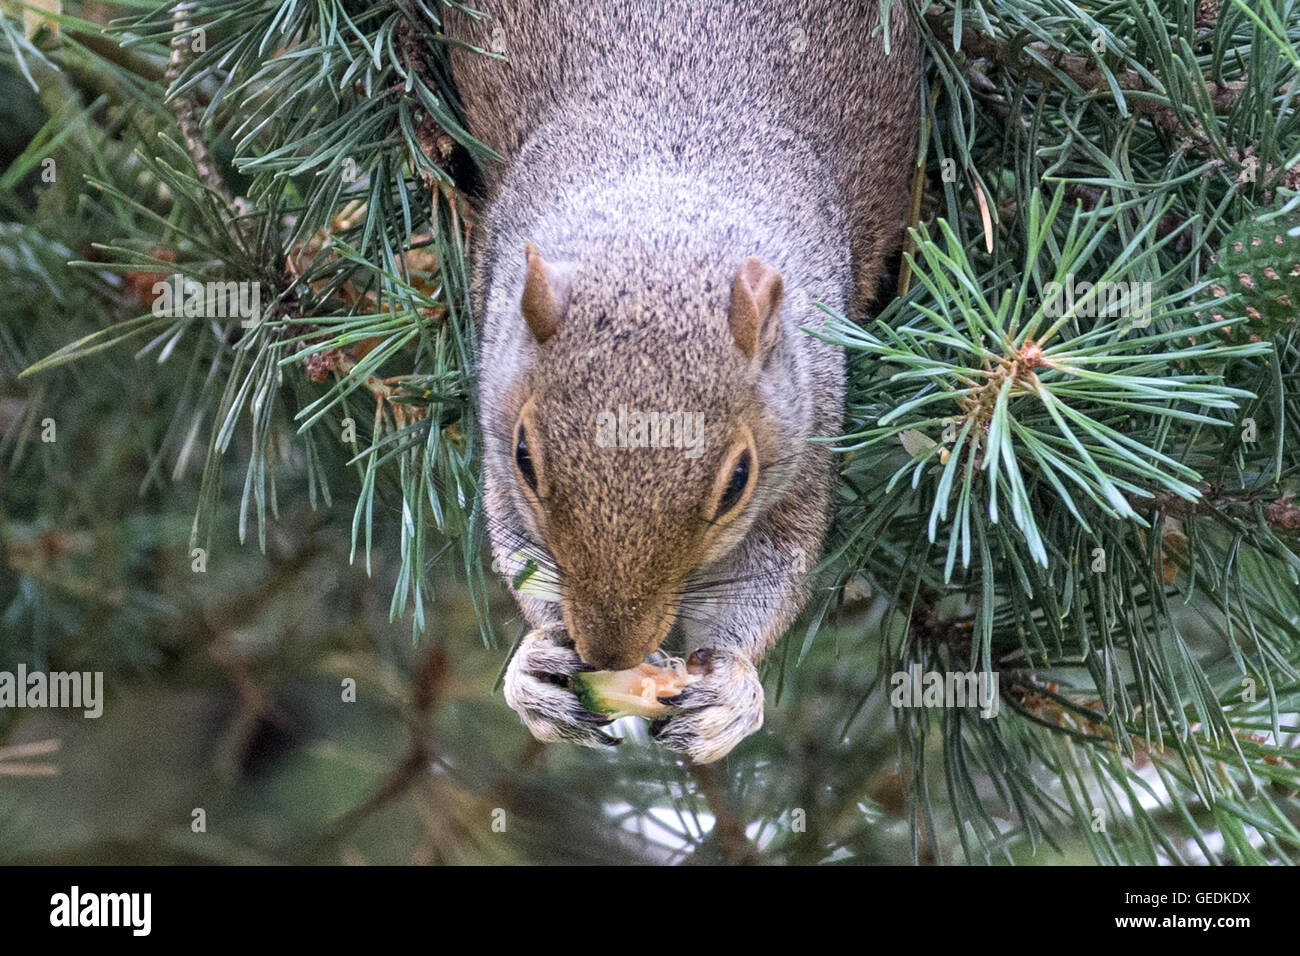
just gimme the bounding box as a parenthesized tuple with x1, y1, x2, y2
(649, 648, 764, 764)
(503, 627, 622, 750)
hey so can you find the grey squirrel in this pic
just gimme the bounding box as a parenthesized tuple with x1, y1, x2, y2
(446, 1, 920, 762)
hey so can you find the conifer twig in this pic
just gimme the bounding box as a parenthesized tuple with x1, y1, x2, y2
(922, 6, 1247, 130)
(163, 2, 228, 206)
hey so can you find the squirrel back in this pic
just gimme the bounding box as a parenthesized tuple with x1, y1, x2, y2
(449, 2, 919, 317)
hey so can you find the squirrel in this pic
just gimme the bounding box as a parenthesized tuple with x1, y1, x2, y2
(445, 1, 920, 763)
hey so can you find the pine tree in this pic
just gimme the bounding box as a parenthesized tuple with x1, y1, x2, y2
(1, 0, 1298, 864)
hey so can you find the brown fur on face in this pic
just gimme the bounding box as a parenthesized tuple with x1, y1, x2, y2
(506, 251, 784, 669)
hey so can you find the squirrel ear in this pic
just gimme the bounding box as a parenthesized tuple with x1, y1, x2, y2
(728, 256, 784, 359)
(521, 243, 573, 345)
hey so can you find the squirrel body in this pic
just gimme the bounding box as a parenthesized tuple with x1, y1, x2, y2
(448, 1, 920, 762)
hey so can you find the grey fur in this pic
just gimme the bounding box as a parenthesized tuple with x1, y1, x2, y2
(447, 0, 920, 763)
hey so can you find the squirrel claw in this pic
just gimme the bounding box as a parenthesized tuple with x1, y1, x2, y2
(649, 648, 764, 764)
(504, 628, 623, 749)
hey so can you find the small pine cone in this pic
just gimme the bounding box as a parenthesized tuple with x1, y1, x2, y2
(1264, 497, 1300, 531)
(1195, 0, 1218, 30)
(304, 348, 344, 383)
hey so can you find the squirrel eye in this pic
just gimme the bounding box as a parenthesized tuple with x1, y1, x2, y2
(716, 450, 752, 518)
(515, 428, 538, 494)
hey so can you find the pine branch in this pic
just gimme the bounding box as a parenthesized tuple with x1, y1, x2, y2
(1135, 488, 1300, 531)
(162, 2, 235, 221)
(923, 5, 1249, 123)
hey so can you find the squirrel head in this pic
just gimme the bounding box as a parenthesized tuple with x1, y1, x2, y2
(499, 242, 800, 670)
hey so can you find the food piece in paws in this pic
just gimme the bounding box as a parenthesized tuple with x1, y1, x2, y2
(570, 659, 698, 719)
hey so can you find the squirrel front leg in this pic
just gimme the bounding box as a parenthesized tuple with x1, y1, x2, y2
(488, 483, 624, 750)
(503, 626, 623, 749)
(650, 487, 831, 764)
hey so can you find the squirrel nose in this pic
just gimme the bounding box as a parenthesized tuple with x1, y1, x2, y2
(579, 643, 645, 671)
(564, 598, 673, 670)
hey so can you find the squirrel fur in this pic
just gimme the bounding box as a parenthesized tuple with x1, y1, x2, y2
(446, 1, 920, 762)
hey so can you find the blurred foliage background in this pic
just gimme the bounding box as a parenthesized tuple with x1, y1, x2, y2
(2, 0, 1299, 865)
